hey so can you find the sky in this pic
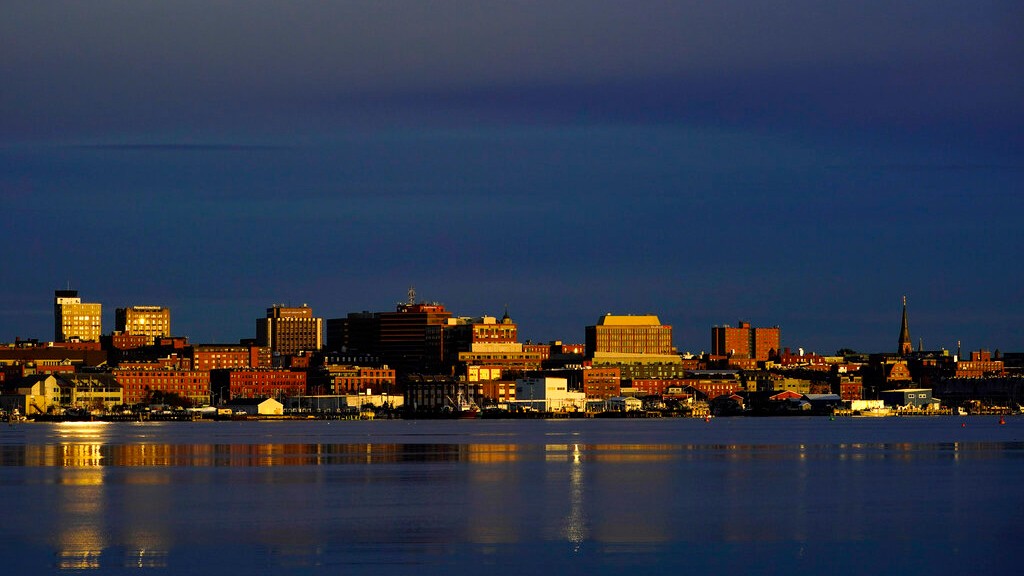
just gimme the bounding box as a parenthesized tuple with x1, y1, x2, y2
(1, 1, 1022, 355)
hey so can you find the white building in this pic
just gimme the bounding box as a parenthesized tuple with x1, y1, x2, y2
(514, 376, 586, 412)
(227, 397, 284, 416)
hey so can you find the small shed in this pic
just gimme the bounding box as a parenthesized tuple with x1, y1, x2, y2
(227, 397, 284, 416)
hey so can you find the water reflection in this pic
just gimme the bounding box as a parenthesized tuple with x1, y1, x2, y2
(4, 440, 1021, 468)
(3, 424, 1022, 574)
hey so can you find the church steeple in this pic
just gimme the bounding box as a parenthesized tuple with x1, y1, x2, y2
(898, 296, 913, 355)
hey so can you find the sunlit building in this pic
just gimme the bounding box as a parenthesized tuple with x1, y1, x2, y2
(711, 321, 780, 361)
(256, 304, 323, 355)
(54, 290, 102, 342)
(115, 306, 171, 344)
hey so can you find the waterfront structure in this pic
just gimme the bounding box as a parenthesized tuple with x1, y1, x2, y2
(54, 289, 102, 342)
(403, 374, 481, 413)
(115, 305, 171, 344)
(711, 321, 780, 361)
(226, 397, 284, 416)
(514, 376, 586, 412)
(898, 297, 913, 355)
(57, 373, 123, 410)
(0, 374, 62, 415)
(256, 304, 323, 356)
(879, 388, 938, 410)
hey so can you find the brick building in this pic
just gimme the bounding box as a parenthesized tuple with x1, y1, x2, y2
(257, 304, 323, 355)
(113, 367, 211, 406)
(711, 321, 780, 361)
(210, 369, 307, 402)
(582, 367, 621, 399)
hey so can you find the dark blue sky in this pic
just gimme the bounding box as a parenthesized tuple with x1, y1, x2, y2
(2, 2, 1021, 354)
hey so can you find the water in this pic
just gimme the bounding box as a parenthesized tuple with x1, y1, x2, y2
(1, 417, 1021, 575)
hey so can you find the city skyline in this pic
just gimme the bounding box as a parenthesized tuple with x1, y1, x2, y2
(3, 286, 1013, 358)
(2, 3, 1021, 354)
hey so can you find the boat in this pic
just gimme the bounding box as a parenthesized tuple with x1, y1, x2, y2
(853, 406, 894, 417)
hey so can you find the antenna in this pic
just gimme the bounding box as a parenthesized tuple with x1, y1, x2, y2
(407, 285, 416, 306)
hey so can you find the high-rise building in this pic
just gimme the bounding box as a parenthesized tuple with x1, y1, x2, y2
(54, 289, 102, 342)
(711, 321, 780, 361)
(256, 305, 323, 356)
(586, 314, 674, 357)
(115, 305, 171, 344)
(377, 301, 452, 370)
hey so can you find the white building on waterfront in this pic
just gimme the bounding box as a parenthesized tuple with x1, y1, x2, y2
(514, 376, 585, 412)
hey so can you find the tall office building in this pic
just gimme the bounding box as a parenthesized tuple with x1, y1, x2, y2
(115, 305, 171, 344)
(256, 304, 323, 355)
(711, 321, 780, 361)
(54, 289, 102, 342)
(586, 314, 674, 357)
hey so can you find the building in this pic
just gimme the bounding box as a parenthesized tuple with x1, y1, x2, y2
(0, 374, 63, 415)
(307, 365, 396, 395)
(586, 314, 674, 357)
(439, 312, 546, 378)
(113, 367, 211, 406)
(897, 296, 913, 355)
(515, 376, 586, 412)
(190, 344, 268, 371)
(711, 321, 780, 361)
(210, 369, 307, 403)
(403, 374, 481, 414)
(227, 397, 284, 416)
(378, 300, 452, 371)
(955, 350, 1005, 378)
(115, 305, 171, 344)
(582, 367, 621, 399)
(880, 388, 938, 410)
(54, 289, 102, 342)
(256, 304, 323, 356)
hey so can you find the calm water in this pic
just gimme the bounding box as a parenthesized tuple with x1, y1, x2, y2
(1, 416, 1022, 575)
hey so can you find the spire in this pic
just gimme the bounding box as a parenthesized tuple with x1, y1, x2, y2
(898, 296, 913, 355)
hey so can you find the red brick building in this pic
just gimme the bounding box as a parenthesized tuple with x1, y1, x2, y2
(191, 344, 267, 371)
(955, 350, 1005, 378)
(113, 368, 211, 406)
(210, 369, 307, 402)
(582, 367, 621, 399)
(308, 365, 396, 395)
(712, 321, 780, 361)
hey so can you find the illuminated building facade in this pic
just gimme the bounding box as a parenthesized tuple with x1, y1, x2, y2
(113, 368, 211, 405)
(115, 306, 171, 344)
(586, 314, 674, 357)
(54, 290, 102, 342)
(711, 321, 780, 361)
(256, 304, 323, 355)
(210, 369, 307, 402)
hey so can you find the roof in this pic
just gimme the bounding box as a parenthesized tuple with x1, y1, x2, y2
(596, 314, 663, 326)
(226, 397, 281, 406)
